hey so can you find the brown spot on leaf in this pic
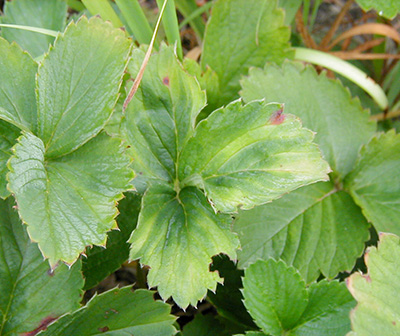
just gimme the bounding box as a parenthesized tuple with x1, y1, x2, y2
(269, 106, 285, 125)
(163, 76, 170, 86)
(22, 316, 58, 336)
(393, 321, 397, 326)
(99, 326, 110, 332)
(363, 274, 372, 283)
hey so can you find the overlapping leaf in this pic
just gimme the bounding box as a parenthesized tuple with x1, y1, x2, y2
(355, 0, 400, 19)
(345, 131, 400, 236)
(234, 182, 370, 283)
(0, 122, 19, 198)
(1, 0, 68, 58)
(243, 259, 355, 336)
(201, 0, 292, 111)
(241, 61, 376, 179)
(347, 233, 400, 336)
(38, 288, 177, 336)
(5, 17, 133, 266)
(179, 100, 330, 213)
(129, 184, 239, 308)
(0, 198, 83, 336)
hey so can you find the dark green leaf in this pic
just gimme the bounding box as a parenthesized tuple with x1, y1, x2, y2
(182, 314, 229, 336)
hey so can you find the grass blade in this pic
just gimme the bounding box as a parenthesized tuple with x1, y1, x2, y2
(81, 0, 123, 28)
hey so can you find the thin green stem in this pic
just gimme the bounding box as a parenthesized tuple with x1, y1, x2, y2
(178, 1, 212, 33)
(294, 47, 389, 110)
(0, 24, 58, 37)
(176, 0, 207, 41)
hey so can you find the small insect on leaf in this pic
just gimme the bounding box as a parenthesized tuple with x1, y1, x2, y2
(269, 104, 285, 125)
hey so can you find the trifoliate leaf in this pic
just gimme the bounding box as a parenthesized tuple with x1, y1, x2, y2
(345, 131, 400, 236)
(38, 288, 177, 336)
(235, 182, 370, 283)
(201, 0, 292, 111)
(37, 16, 131, 158)
(122, 45, 206, 187)
(347, 233, 400, 336)
(179, 100, 330, 213)
(7, 131, 133, 266)
(241, 61, 376, 179)
(243, 259, 355, 336)
(355, 0, 400, 19)
(1, 0, 68, 58)
(129, 184, 239, 308)
(0, 197, 83, 336)
(82, 192, 141, 290)
(0, 37, 37, 132)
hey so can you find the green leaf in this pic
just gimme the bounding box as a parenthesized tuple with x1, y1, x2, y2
(279, 0, 303, 25)
(38, 287, 177, 336)
(0, 37, 37, 132)
(241, 61, 376, 179)
(234, 182, 370, 283)
(355, 0, 400, 19)
(122, 45, 206, 187)
(182, 314, 229, 336)
(179, 100, 330, 213)
(243, 259, 355, 336)
(201, 0, 292, 111)
(82, 192, 141, 290)
(37, 16, 131, 158)
(345, 131, 400, 236)
(208, 256, 258, 333)
(7, 131, 133, 266)
(129, 184, 239, 308)
(0, 122, 20, 198)
(0, 0, 67, 58)
(0, 197, 83, 336)
(347, 233, 400, 336)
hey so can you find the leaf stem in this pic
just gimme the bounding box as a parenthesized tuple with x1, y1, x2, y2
(0, 24, 58, 37)
(294, 47, 389, 110)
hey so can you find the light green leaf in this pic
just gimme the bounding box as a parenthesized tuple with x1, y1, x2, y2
(201, 0, 292, 111)
(38, 287, 177, 336)
(7, 131, 133, 266)
(241, 61, 376, 179)
(243, 259, 354, 336)
(129, 184, 239, 308)
(82, 192, 141, 290)
(345, 131, 400, 236)
(122, 45, 206, 186)
(355, 0, 400, 19)
(279, 0, 303, 25)
(0, 0, 67, 58)
(235, 182, 370, 283)
(0, 37, 37, 132)
(0, 122, 20, 198)
(347, 233, 400, 336)
(37, 16, 131, 158)
(0, 197, 83, 336)
(179, 100, 330, 213)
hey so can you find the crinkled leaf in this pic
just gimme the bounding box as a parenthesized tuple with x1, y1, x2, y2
(179, 100, 330, 213)
(235, 182, 370, 283)
(7, 132, 133, 266)
(38, 287, 176, 336)
(122, 45, 206, 187)
(0, 122, 19, 198)
(129, 184, 239, 308)
(241, 61, 376, 179)
(208, 256, 258, 333)
(347, 233, 400, 336)
(182, 314, 229, 336)
(201, 0, 292, 111)
(37, 16, 131, 158)
(1, 0, 67, 58)
(0, 37, 37, 132)
(355, 0, 400, 19)
(243, 259, 354, 336)
(0, 197, 83, 336)
(345, 131, 400, 236)
(82, 192, 141, 290)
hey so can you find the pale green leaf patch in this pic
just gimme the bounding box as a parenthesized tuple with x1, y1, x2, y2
(179, 100, 330, 213)
(355, 0, 400, 19)
(0, 197, 83, 336)
(345, 131, 400, 236)
(347, 233, 400, 336)
(243, 259, 355, 336)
